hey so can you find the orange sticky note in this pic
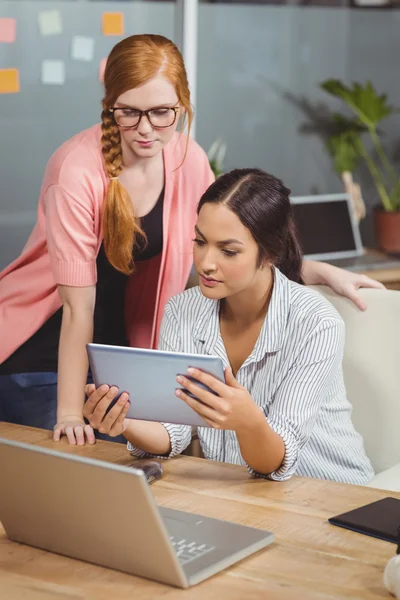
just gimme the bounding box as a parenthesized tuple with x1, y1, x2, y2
(102, 12, 124, 36)
(0, 68, 20, 94)
(0, 17, 16, 43)
(99, 57, 107, 83)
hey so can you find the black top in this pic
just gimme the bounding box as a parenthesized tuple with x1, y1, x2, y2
(0, 188, 164, 375)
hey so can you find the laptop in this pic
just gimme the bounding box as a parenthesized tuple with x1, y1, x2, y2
(87, 343, 226, 427)
(0, 438, 274, 588)
(290, 193, 363, 261)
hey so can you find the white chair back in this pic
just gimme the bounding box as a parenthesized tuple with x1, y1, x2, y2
(310, 286, 400, 474)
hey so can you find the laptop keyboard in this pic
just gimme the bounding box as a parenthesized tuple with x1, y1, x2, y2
(169, 536, 215, 565)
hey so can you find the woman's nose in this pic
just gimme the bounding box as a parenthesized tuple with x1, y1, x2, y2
(137, 115, 153, 135)
(200, 253, 217, 275)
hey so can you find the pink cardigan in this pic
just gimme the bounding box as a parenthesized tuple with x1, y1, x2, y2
(0, 125, 214, 365)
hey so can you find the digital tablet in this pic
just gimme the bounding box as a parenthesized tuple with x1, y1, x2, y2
(87, 343, 225, 427)
(329, 497, 400, 544)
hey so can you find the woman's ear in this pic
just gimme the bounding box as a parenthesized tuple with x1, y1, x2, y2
(258, 256, 270, 269)
(259, 259, 274, 272)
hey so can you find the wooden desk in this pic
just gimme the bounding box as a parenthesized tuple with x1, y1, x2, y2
(364, 267, 400, 290)
(328, 249, 400, 290)
(0, 422, 398, 600)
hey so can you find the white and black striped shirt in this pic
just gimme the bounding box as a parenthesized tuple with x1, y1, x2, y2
(129, 268, 374, 485)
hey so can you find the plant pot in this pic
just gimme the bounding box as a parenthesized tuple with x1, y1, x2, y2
(374, 207, 400, 254)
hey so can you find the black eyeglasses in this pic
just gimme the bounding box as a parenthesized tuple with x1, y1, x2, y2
(109, 106, 179, 129)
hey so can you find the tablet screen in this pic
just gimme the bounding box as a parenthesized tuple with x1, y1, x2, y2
(329, 497, 400, 544)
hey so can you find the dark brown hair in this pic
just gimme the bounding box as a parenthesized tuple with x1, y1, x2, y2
(197, 168, 303, 283)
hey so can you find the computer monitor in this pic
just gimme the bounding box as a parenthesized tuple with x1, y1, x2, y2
(290, 193, 363, 261)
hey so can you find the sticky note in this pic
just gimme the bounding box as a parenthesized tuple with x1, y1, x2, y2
(0, 68, 20, 94)
(38, 10, 62, 36)
(41, 60, 65, 85)
(99, 57, 107, 82)
(0, 18, 16, 43)
(102, 13, 124, 36)
(71, 36, 95, 62)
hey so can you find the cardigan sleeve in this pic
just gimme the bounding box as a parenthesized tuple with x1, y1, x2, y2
(45, 184, 98, 287)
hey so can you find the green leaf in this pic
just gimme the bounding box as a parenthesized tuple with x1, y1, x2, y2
(321, 79, 351, 100)
(208, 138, 226, 178)
(321, 79, 393, 129)
(332, 113, 366, 134)
(209, 159, 223, 179)
(324, 115, 363, 173)
(326, 131, 361, 174)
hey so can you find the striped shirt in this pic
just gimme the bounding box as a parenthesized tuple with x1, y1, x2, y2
(129, 267, 374, 485)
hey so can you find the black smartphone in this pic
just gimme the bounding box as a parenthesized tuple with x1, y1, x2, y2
(329, 497, 400, 544)
(129, 459, 164, 485)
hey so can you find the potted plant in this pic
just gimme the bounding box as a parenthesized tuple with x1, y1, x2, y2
(320, 79, 400, 253)
(207, 138, 227, 179)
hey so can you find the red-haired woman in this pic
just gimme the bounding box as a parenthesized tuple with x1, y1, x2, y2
(0, 35, 382, 446)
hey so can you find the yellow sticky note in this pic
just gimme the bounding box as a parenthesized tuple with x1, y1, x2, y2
(102, 12, 124, 36)
(0, 68, 20, 94)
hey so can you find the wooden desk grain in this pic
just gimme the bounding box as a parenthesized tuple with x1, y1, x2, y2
(335, 249, 400, 290)
(361, 264, 400, 290)
(0, 422, 398, 600)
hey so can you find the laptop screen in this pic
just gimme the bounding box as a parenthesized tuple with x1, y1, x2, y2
(291, 197, 361, 259)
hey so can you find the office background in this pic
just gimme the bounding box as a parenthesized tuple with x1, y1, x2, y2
(1, 0, 399, 269)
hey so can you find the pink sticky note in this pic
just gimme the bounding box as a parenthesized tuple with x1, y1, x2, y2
(99, 57, 107, 83)
(0, 18, 16, 43)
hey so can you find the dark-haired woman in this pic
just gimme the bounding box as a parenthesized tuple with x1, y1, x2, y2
(83, 169, 374, 485)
